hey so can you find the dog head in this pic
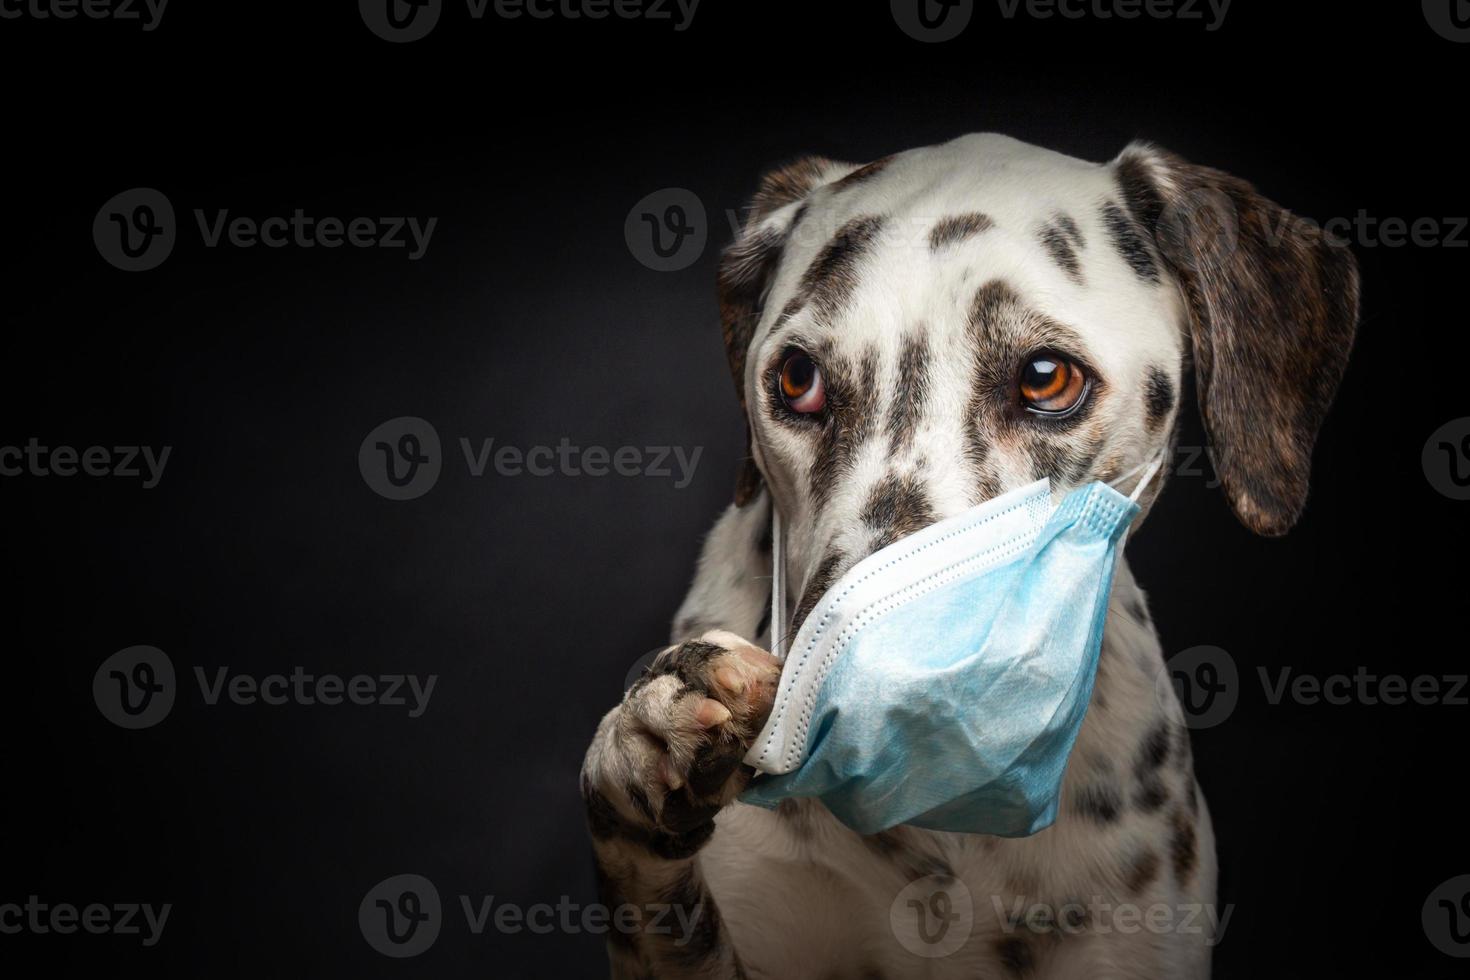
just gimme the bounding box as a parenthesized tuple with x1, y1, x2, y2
(717, 134, 1359, 633)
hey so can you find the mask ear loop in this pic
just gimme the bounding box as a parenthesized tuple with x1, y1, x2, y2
(1125, 454, 1165, 505)
(769, 503, 786, 661)
(1108, 453, 1166, 560)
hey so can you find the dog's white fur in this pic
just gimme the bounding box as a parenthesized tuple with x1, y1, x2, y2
(584, 132, 1358, 978)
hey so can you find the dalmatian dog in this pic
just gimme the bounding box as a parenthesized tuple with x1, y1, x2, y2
(582, 134, 1358, 978)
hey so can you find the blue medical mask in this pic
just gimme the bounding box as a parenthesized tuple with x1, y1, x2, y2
(740, 459, 1162, 837)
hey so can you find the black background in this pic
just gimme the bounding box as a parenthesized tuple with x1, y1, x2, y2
(1, 2, 1464, 977)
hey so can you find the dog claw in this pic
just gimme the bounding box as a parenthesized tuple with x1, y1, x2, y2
(662, 754, 685, 791)
(714, 666, 744, 694)
(696, 699, 731, 728)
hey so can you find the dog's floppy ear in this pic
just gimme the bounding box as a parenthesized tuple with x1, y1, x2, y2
(718, 156, 852, 506)
(1112, 143, 1360, 536)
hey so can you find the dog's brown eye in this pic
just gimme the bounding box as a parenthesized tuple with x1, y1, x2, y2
(779, 350, 825, 413)
(1020, 353, 1088, 415)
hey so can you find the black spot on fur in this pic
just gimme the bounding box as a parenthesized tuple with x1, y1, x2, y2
(627, 784, 659, 826)
(887, 333, 931, 452)
(833, 156, 893, 191)
(1145, 366, 1176, 431)
(1136, 722, 1173, 774)
(583, 776, 628, 841)
(1126, 593, 1149, 623)
(785, 215, 886, 325)
(593, 864, 641, 952)
(586, 777, 716, 860)
(1134, 775, 1170, 814)
(1171, 805, 1199, 885)
(930, 212, 994, 251)
(864, 830, 955, 883)
(995, 936, 1036, 975)
(718, 223, 791, 507)
(663, 868, 725, 967)
(755, 601, 772, 644)
(1038, 213, 1085, 283)
(1101, 201, 1160, 283)
(793, 549, 848, 636)
(1175, 726, 1195, 773)
(1125, 849, 1162, 894)
(807, 345, 881, 510)
(658, 641, 724, 696)
(1115, 153, 1167, 235)
(1071, 783, 1122, 824)
(1133, 723, 1175, 813)
(963, 280, 1021, 498)
(862, 472, 936, 550)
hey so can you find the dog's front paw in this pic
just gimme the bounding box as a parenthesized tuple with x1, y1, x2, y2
(584, 631, 779, 845)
